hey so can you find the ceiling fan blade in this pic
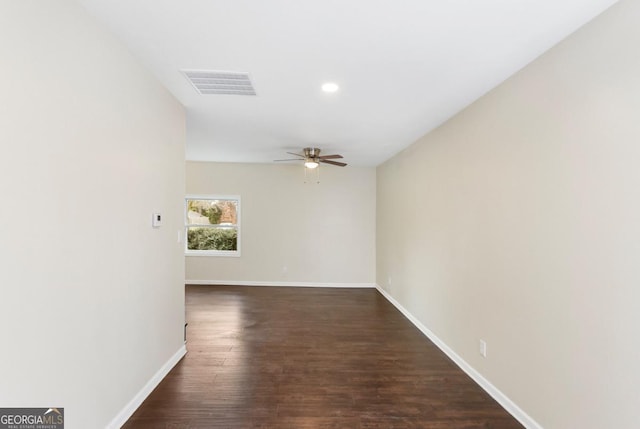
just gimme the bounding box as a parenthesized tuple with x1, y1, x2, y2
(319, 154, 343, 159)
(274, 159, 302, 162)
(320, 159, 347, 167)
(286, 152, 305, 158)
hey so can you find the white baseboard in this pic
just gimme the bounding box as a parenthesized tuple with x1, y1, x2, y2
(185, 280, 376, 288)
(107, 345, 187, 429)
(374, 285, 543, 429)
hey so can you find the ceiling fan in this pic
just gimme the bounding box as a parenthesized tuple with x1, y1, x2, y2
(274, 147, 347, 168)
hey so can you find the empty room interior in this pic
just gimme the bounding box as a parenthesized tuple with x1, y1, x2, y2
(1, 0, 639, 428)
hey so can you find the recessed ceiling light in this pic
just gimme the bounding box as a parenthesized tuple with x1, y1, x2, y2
(322, 82, 339, 93)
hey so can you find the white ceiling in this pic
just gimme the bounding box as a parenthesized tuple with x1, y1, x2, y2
(77, 0, 618, 166)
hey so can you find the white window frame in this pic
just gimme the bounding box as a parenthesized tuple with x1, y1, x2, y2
(184, 194, 241, 257)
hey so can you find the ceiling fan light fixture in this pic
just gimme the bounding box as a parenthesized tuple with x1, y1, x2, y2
(274, 148, 346, 168)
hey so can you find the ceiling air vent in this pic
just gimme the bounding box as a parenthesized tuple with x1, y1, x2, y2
(182, 70, 256, 96)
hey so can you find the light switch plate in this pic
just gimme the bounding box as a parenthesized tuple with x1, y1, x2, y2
(152, 213, 162, 228)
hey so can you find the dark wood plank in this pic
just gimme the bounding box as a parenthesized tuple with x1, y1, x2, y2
(123, 285, 524, 429)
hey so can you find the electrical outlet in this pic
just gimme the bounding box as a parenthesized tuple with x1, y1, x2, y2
(479, 340, 487, 358)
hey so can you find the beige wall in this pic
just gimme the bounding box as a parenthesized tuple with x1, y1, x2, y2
(0, 1, 185, 427)
(186, 162, 376, 285)
(377, 1, 639, 428)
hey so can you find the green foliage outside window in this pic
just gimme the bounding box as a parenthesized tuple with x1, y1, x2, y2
(187, 200, 222, 225)
(187, 228, 237, 251)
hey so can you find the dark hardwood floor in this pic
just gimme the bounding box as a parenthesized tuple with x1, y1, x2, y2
(123, 285, 524, 428)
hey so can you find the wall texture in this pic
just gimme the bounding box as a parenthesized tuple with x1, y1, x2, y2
(377, 1, 639, 427)
(186, 162, 376, 285)
(0, 1, 185, 427)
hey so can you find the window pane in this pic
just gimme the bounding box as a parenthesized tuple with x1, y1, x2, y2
(187, 227, 237, 251)
(187, 199, 238, 226)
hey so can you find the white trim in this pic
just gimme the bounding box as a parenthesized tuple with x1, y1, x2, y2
(374, 285, 543, 429)
(185, 280, 376, 288)
(185, 250, 241, 258)
(185, 193, 241, 201)
(107, 345, 187, 429)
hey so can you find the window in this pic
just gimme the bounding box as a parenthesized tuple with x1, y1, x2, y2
(185, 195, 240, 256)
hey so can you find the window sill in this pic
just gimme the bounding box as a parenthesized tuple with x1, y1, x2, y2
(185, 250, 241, 258)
